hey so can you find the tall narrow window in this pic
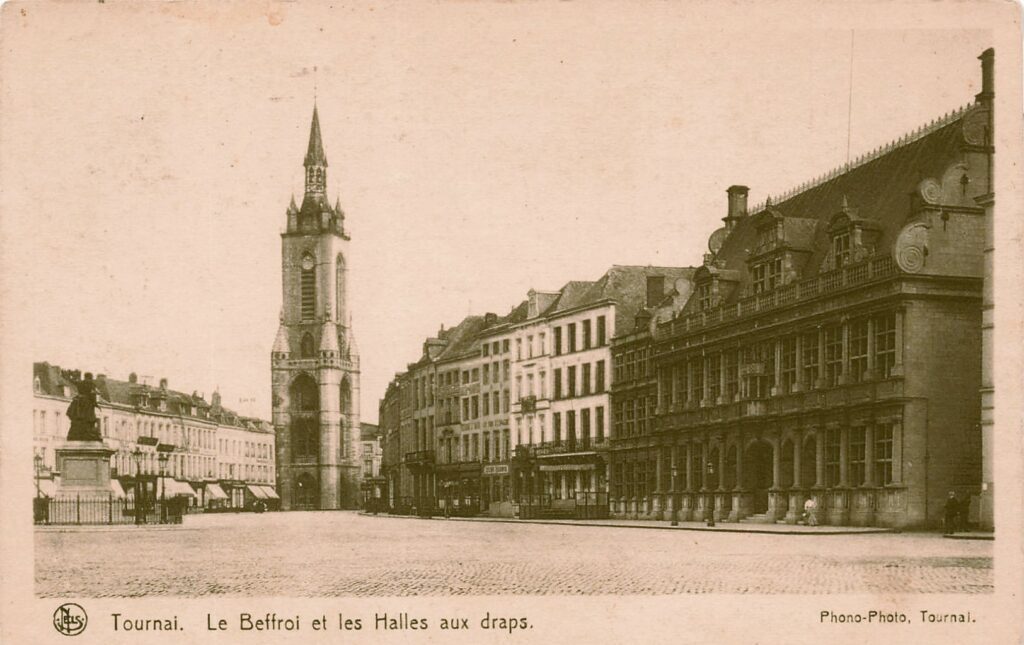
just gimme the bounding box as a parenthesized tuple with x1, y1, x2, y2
(708, 354, 721, 402)
(581, 409, 591, 446)
(553, 412, 561, 444)
(582, 320, 592, 349)
(553, 368, 562, 399)
(833, 232, 851, 269)
(567, 366, 576, 397)
(688, 358, 703, 404)
(566, 411, 576, 447)
(874, 312, 897, 378)
(595, 406, 605, 441)
(824, 326, 843, 387)
(567, 324, 577, 353)
(596, 316, 606, 346)
(554, 327, 562, 355)
(300, 254, 316, 320)
(875, 423, 894, 485)
(849, 319, 869, 383)
(582, 363, 591, 395)
(825, 428, 841, 486)
(802, 331, 820, 387)
(780, 337, 797, 393)
(725, 351, 738, 400)
(595, 360, 606, 393)
(849, 427, 866, 486)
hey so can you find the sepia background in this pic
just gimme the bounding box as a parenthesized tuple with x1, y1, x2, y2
(2, 1, 1022, 644)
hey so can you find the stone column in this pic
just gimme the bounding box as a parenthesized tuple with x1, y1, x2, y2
(839, 426, 849, 487)
(701, 441, 709, 490)
(773, 340, 783, 396)
(772, 439, 781, 489)
(794, 334, 804, 392)
(817, 327, 826, 389)
(685, 442, 694, 491)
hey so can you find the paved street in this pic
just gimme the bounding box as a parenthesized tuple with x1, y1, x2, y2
(36, 512, 992, 597)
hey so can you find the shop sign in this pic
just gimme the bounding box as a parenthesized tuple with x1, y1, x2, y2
(483, 464, 509, 475)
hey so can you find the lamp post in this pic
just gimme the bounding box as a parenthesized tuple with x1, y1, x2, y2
(34, 452, 43, 499)
(706, 460, 716, 527)
(158, 452, 170, 524)
(670, 465, 679, 526)
(131, 447, 145, 525)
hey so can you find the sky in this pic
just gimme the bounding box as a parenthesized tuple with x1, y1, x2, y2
(0, 3, 994, 423)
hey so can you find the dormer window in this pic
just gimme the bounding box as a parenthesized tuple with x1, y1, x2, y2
(697, 283, 713, 310)
(833, 232, 851, 269)
(752, 257, 782, 294)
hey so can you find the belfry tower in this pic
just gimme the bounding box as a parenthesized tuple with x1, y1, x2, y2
(272, 105, 361, 510)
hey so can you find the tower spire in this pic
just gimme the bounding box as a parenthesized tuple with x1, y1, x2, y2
(303, 104, 327, 195)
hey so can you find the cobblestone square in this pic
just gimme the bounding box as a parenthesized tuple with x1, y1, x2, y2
(35, 512, 992, 597)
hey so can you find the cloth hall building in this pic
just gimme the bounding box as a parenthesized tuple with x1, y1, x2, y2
(609, 51, 993, 529)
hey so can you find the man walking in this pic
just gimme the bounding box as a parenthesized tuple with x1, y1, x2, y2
(943, 491, 959, 535)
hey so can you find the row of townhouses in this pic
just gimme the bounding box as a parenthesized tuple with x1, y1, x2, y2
(379, 49, 994, 530)
(33, 362, 279, 511)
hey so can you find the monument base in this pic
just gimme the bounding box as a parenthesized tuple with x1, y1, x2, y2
(55, 441, 115, 499)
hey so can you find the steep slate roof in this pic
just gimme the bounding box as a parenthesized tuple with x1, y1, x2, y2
(360, 422, 381, 441)
(712, 107, 977, 303)
(304, 104, 328, 167)
(33, 362, 269, 432)
(545, 266, 697, 334)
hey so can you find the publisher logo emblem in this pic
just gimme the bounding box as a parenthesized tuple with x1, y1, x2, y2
(53, 603, 88, 636)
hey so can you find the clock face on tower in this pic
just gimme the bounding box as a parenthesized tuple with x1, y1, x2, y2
(301, 255, 315, 271)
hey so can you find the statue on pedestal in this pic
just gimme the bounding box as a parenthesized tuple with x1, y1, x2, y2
(66, 373, 102, 442)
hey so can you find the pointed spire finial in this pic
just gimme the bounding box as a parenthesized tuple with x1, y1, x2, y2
(304, 104, 327, 168)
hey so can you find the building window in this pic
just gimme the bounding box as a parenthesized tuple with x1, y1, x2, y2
(752, 264, 767, 294)
(724, 351, 739, 400)
(802, 331, 820, 387)
(595, 360, 606, 393)
(849, 427, 866, 486)
(567, 366, 576, 397)
(697, 282, 713, 310)
(825, 428, 841, 486)
(503, 390, 509, 413)
(482, 365, 489, 385)
(516, 339, 522, 360)
(824, 326, 843, 387)
(708, 354, 721, 402)
(552, 412, 561, 444)
(848, 319, 869, 383)
(567, 323, 577, 353)
(582, 363, 592, 395)
(482, 344, 489, 357)
(875, 423, 894, 485)
(300, 258, 316, 320)
(596, 316, 606, 346)
(553, 327, 562, 355)
(596, 406, 605, 441)
(688, 358, 703, 405)
(482, 394, 490, 416)
(874, 312, 897, 378)
(624, 399, 635, 437)
(780, 337, 797, 393)
(581, 409, 591, 444)
(527, 336, 534, 358)
(582, 320, 592, 349)
(553, 368, 562, 399)
(539, 332, 546, 355)
(613, 403, 624, 438)
(566, 411, 576, 445)
(833, 232, 851, 269)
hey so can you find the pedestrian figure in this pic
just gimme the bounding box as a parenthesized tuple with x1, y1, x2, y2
(943, 491, 959, 535)
(958, 492, 971, 533)
(802, 496, 818, 526)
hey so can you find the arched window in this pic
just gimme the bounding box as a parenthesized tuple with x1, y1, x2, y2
(290, 374, 319, 412)
(300, 253, 316, 320)
(300, 333, 315, 358)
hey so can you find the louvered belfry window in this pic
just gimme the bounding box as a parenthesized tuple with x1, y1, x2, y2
(300, 265, 316, 320)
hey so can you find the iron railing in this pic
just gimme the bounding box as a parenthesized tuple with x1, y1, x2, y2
(33, 496, 185, 525)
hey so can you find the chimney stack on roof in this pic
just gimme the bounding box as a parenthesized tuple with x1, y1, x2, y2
(724, 185, 749, 229)
(129, 372, 138, 384)
(646, 275, 665, 308)
(159, 378, 168, 390)
(977, 48, 994, 103)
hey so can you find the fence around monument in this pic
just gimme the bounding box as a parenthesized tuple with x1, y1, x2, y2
(33, 495, 185, 525)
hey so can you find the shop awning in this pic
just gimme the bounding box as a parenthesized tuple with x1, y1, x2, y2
(259, 486, 279, 499)
(205, 483, 228, 500)
(247, 485, 268, 499)
(110, 479, 127, 499)
(171, 480, 196, 497)
(539, 464, 596, 472)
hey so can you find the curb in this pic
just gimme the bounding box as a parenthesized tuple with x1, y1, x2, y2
(943, 533, 995, 541)
(358, 512, 895, 536)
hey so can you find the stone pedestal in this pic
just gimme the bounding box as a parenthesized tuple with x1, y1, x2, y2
(55, 441, 115, 499)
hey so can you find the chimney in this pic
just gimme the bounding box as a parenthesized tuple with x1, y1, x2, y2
(129, 372, 138, 384)
(159, 377, 168, 390)
(484, 312, 498, 326)
(976, 48, 994, 103)
(724, 185, 749, 229)
(646, 275, 665, 308)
